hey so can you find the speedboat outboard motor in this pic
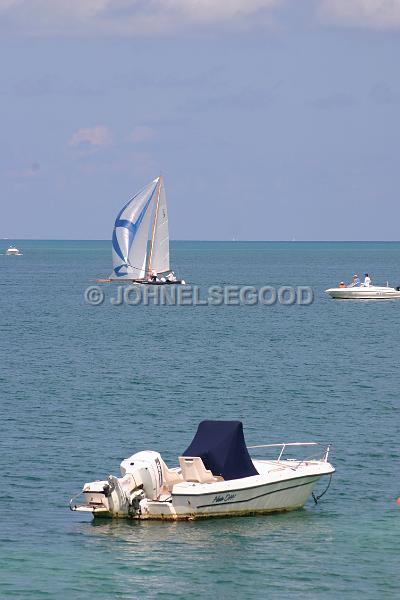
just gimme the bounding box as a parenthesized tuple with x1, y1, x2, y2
(70, 451, 164, 517)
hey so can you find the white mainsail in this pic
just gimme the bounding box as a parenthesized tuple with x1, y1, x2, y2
(147, 176, 170, 275)
(110, 178, 159, 280)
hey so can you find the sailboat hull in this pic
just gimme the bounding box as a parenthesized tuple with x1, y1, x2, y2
(132, 279, 185, 286)
(96, 279, 186, 285)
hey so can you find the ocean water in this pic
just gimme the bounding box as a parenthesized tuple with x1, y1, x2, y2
(1, 240, 399, 599)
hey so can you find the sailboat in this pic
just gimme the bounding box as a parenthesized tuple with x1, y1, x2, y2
(107, 176, 184, 284)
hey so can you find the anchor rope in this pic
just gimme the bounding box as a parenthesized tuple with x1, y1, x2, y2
(312, 473, 332, 505)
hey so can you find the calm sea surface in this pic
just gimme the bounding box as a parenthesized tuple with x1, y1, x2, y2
(1, 241, 399, 599)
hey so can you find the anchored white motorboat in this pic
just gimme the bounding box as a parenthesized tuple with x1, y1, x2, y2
(326, 284, 400, 299)
(70, 421, 334, 520)
(5, 245, 22, 256)
(98, 176, 184, 284)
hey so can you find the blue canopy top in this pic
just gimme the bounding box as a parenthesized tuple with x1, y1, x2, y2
(182, 420, 259, 481)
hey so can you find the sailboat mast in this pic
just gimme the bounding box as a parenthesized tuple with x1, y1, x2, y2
(147, 176, 162, 275)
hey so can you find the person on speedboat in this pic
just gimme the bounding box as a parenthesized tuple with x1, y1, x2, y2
(166, 271, 177, 282)
(351, 274, 361, 287)
(363, 273, 371, 287)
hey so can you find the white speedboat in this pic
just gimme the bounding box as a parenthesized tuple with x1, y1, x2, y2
(326, 284, 400, 299)
(70, 421, 334, 520)
(5, 245, 22, 256)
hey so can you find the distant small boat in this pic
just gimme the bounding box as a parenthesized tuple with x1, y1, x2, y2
(108, 176, 184, 284)
(5, 245, 22, 256)
(70, 420, 334, 520)
(326, 284, 400, 299)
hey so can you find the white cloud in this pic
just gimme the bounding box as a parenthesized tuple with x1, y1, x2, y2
(130, 151, 158, 177)
(69, 125, 112, 149)
(0, 0, 18, 8)
(0, 0, 282, 36)
(21, 162, 40, 177)
(370, 82, 400, 104)
(128, 126, 156, 144)
(161, 0, 280, 24)
(318, 0, 400, 30)
(10, 162, 41, 178)
(2, 0, 400, 34)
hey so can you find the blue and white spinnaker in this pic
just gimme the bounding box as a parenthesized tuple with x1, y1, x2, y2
(109, 176, 171, 281)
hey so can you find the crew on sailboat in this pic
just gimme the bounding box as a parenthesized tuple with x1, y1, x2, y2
(166, 271, 177, 282)
(149, 270, 158, 282)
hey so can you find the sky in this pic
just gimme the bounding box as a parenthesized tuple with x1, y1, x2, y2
(0, 0, 400, 241)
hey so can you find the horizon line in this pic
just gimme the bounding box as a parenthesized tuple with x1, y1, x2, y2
(2, 238, 400, 243)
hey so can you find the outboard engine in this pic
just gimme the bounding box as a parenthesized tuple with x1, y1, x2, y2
(72, 451, 165, 517)
(120, 451, 164, 500)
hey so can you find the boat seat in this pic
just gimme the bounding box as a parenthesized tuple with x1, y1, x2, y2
(159, 458, 184, 492)
(178, 456, 218, 483)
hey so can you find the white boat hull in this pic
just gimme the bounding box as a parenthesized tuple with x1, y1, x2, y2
(326, 286, 400, 299)
(140, 473, 325, 520)
(71, 457, 334, 521)
(4, 247, 22, 256)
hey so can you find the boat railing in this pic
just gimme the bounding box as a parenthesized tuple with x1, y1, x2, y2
(247, 442, 331, 469)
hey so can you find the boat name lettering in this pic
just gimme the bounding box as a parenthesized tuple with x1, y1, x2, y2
(212, 493, 236, 504)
